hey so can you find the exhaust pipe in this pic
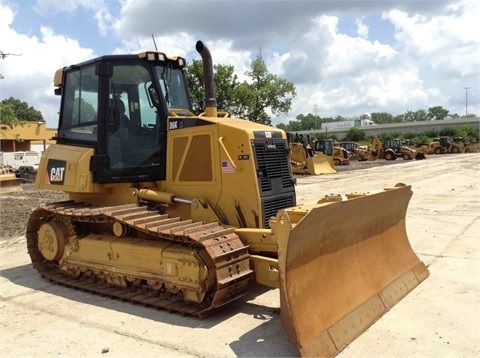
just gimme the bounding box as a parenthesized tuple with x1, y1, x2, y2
(196, 41, 218, 118)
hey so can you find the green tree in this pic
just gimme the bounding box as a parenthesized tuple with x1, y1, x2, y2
(458, 125, 479, 141)
(185, 60, 205, 113)
(186, 55, 296, 125)
(282, 119, 302, 131)
(295, 113, 321, 130)
(439, 127, 457, 137)
(0, 102, 19, 127)
(185, 60, 239, 114)
(344, 127, 366, 141)
(371, 112, 394, 124)
(403, 110, 415, 122)
(427, 106, 449, 120)
(1, 97, 44, 122)
(413, 109, 428, 122)
(411, 135, 430, 145)
(233, 55, 296, 125)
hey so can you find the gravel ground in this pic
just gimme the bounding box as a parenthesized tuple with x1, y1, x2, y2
(0, 184, 68, 240)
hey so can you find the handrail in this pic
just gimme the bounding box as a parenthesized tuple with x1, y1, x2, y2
(218, 136, 239, 171)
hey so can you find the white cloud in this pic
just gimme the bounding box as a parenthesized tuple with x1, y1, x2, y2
(1, 0, 479, 128)
(34, 0, 114, 37)
(356, 17, 369, 39)
(1, 4, 95, 127)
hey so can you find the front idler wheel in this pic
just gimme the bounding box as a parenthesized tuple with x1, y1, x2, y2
(37, 221, 67, 261)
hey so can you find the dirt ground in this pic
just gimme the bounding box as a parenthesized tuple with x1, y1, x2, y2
(0, 184, 68, 240)
(1, 154, 479, 358)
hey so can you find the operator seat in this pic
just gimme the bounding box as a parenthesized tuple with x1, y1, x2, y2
(110, 99, 130, 129)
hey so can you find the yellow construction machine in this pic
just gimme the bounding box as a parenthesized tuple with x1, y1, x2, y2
(426, 136, 472, 154)
(383, 138, 426, 160)
(357, 136, 424, 161)
(27, 41, 428, 357)
(314, 139, 351, 165)
(336, 141, 359, 161)
(0, 164, 22, 193)
(288, 136, 336, 175)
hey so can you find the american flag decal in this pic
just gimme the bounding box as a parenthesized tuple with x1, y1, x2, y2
(221, 160, 235, 173)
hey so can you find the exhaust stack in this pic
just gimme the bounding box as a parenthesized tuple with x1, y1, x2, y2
(196, 41, 218, 118)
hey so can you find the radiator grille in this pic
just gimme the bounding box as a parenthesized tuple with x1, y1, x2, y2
(252, 140, 293, 194)
(262, 194, 296, 229)
(251, 138, 296, 228)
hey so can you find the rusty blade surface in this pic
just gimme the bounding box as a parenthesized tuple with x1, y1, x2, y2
(276, 185, 429, 357)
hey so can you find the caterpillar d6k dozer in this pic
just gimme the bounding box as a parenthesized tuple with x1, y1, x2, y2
(27, 41, 428, 357)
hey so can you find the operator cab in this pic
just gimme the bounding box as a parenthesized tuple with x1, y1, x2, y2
(314, 139, 333, 156)
(54, 51, 192, 183)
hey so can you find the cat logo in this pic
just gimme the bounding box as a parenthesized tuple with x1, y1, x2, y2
(46, 159, 67, 185)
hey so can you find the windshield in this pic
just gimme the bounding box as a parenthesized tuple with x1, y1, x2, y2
(155, 65, 190, 110)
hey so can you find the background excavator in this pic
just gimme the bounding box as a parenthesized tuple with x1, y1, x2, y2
(27, 41, 428, 357)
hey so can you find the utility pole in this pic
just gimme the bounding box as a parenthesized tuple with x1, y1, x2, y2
(464, 87, 470, 116)
(314, 104, 318, 129)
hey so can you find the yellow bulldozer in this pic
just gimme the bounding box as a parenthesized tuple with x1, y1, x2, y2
(287, 134, 336, 175)
(288, 141, 337, 175)
(26, 41, 428, 357)
(0, 164, 22, 193)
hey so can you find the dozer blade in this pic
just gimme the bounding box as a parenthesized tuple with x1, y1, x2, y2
(306, 155, 336, 175)
(274, 184, 429, 357)
(0, 174, 22, 193)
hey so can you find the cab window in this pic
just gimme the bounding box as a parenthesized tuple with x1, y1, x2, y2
(58, 65, 98, 142)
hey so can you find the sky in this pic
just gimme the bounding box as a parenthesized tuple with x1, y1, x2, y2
(0, 0, 479, 128)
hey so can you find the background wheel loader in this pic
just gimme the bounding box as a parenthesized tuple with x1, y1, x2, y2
(357, 136, 424, 161)
(426, 136, 471, 154)
(383, 138, 426, 160)
(26, 41, 428, 357)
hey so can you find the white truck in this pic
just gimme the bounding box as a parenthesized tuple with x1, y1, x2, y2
(0, 151, 41, 176)
(321, 114, 376, 131)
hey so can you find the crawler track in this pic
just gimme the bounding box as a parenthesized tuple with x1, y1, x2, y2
(26, 201, 253, 318)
